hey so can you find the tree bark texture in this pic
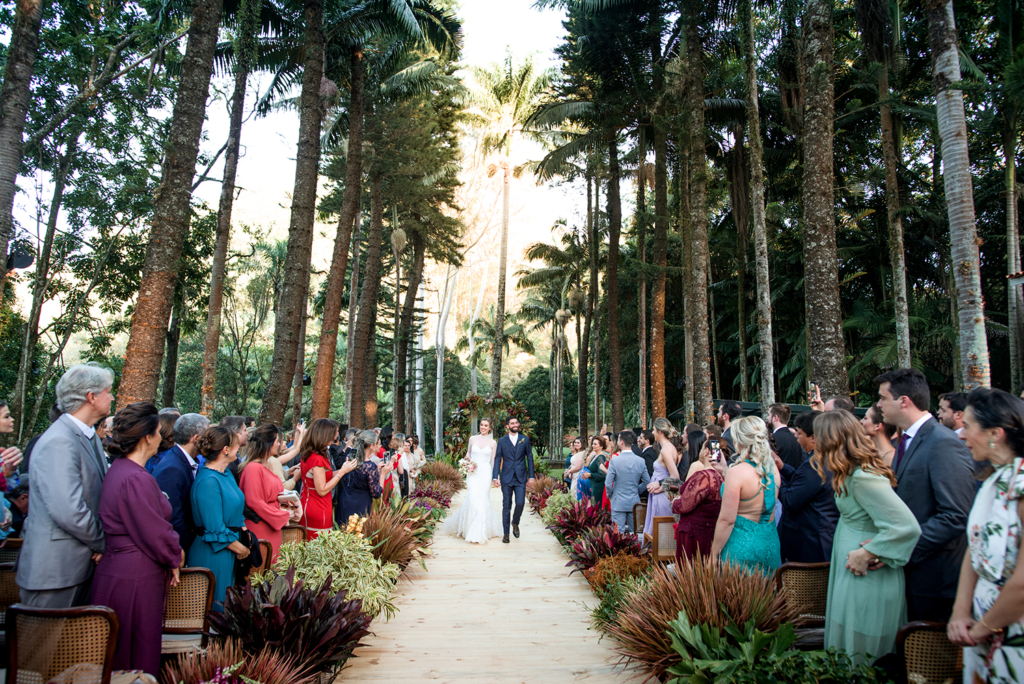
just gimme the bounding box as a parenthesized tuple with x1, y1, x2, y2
(491, 162, 511, 394)
(727, 123, 751, 401)
(606, 137, 625, 431)
(0, 0, 46, 289)
(291, 292, 308, 426)
(117, 0, 224, 409)
(162, 288, 183, 408)
(926, 0, 989, 388)
(679, 117, 694, 423)
(258, 0, 325, 424)
(201, 64, 248, 417)
(637, 133, 648, 429)
(801, 0, 849, 398)
(580, 171, 595, 440)
(344, 203, 362, 422)
(1005, 123, 1022, 389)
(435, 267, 457, 454)
(394, 232, 425, 433)
(348, 172, 384, 428)
(651, 123, 669, 420)
(311, 49, 364, 420)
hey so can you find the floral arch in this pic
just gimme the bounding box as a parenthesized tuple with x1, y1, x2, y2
(442, 393, 538, 458)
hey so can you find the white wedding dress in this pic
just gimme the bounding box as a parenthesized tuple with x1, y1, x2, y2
(443, 441, 503, 544)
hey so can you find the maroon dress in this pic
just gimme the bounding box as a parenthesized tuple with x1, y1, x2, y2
(672, 469, 724, 564)
(91, 458, 182, 675)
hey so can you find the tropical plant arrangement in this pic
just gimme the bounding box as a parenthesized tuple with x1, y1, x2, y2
(587, 551, 651, 592)
(256, 530, 401, 619)
(526, 475, 562, 513)
(442, 392, 536, 456)
(540, 490, 575, 526)
(362, 497, 433, 570)
(565, 523, 643, 574)
(417, 461, 465, 497)
(160, 638, 314, 684)
(546, 500, 612, 546)
(411, 482, 455, 507)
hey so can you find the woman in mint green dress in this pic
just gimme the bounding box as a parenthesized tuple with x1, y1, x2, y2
(712, 416, 781, 574)
(812, 411, 921, 663)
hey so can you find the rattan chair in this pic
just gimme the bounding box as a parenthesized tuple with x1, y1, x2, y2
(0, 538, 23, 565)
(6, 603, 157, 684)
(250, 540, 273, 577)
(632, 502, 647, 537)
(897, 621, 963, 684)
(281, 525, 306, 546)
(0, 561, 18, 666)
(650, 515, 676, 563)
(774, 562, 830, 626)
(161, 567, 214, 655)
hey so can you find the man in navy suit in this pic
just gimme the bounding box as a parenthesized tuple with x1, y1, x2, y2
(153, 413, 210, 558)
(776, 411, 839, 563)
(492, 416, 535, 544)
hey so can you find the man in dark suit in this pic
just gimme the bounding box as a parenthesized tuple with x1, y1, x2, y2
(492, 416, 535, 543)
(153, 413, 210, 558)
(776, 411, 839, 563)
(717, 400, 742, 453)
(768, 403, 804, 469)
(875, 368, 975, 623)
(637, 430, 658, 477)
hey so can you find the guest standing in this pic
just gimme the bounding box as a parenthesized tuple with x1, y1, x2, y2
(188, 426, 249, 612)
(299, 419, 355, 538)
(768, 404, 804, 469)
(266, 422, 304, 490)
(405, 435, 427, 494)
(152, 413, 209, 557)
(875, 368, 975, 622)
(683, 430, 711, 479)
(580, 436, 608, 504)
(948, 388, 1024, 682)
(91, 403, 182, 675)
(717, 400, 742, 453)
(239, 425, 296, 561)
(814, 410, 921, 663)
(565, 437, 586, 500)
(775, 420, 840, 564)
(673, 446, 726, 563)
(145, 409, 179, 473)
(711, 416, 781, 574)
(606, 432, 651, 535)
(336, 430, 390, 524)
(394, 432, 410, 497)
(17, 363, 112, 607)
(643, 418, 682, 537)
(860, 405, 896, 467)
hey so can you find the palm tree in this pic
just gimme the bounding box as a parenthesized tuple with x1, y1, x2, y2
(455, 306, 537, 371)
(470, 54, 553, 394)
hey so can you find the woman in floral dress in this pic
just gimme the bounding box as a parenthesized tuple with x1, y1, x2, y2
(948, 388, 1024, 684)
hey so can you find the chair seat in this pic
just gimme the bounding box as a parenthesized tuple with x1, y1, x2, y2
(161, 633, 204, 654)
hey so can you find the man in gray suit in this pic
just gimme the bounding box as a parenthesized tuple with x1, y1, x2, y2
(16, 363, 114, 607)
(875, 368, 975, 623)
(606, 431, 651, 535)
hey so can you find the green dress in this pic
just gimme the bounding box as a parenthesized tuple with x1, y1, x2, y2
(825, 467, 921, 662)
(587, 454, 608, 504)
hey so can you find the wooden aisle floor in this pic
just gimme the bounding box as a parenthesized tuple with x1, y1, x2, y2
(339, 486, 642, 683)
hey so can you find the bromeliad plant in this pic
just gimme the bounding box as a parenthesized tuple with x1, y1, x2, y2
(565, 523, 643, 574)
(207, 569, 371, 675)
(418, 461, 464, 496)
(547, 500, 612, 545)
(161, 638, 314, 684)
(527, 475, 562, 513)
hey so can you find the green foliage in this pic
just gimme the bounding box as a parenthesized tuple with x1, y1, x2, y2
(512, 366, 579, 447)
(541, 491, 576, 525)
(590, 574, 649, 632)
(565, 523, 643, 574)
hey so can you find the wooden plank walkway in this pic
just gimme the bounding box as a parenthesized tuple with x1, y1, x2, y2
(340, 487, 641, 683)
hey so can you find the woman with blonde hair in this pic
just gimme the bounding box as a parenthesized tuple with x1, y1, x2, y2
(711, 416, 782, 573)
(814, 410, 921, 663)
(643, 418, 682, 537)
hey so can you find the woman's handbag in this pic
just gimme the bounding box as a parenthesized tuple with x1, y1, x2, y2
(231, 526, 262, 580)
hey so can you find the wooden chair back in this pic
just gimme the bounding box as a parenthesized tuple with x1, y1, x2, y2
(897, 621, 963, 684)
(650, 515, 676, 563)
(774, 562, 830, 627)
(7, 603, 118, 684)
(163, 567, 214, 647)
(632, 502, 647, 537)
(281, 525, 306, 546)
(250, 540, 273, 577)
(0, 538, 23, 565)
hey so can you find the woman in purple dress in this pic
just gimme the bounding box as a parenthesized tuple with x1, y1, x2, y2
(91, 403, 182, 675)
(643, 418, 683, 538)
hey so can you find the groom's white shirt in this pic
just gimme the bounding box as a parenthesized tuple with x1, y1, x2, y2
(509, 433, 519, 447)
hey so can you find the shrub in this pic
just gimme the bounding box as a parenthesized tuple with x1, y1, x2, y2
(207, 569, 370, 675)
(547, 500, 612, 545)
(590, 574, 649, 632)
(161, 638, 314, 684)
(419, 461, 464, 493)
(411, 484, 453, 509)
(540, 491, 575, 526)
(527, 475, 560, 512)
(589, 551, 651, 592)
(258, 530, 401, 619)
(363, 497, 432, 570)
(665, 610, 887, 684)
(603, 559, 800, 680)
(566, 524, 643, 574)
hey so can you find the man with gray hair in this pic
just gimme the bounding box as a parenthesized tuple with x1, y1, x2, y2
(153, 413, 210, 556)
(16, 362, 114, 607)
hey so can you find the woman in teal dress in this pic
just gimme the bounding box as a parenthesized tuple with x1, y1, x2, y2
(712, 416, 781, 574)
(580, 435, 608, 504)
(812, 411, 921, 663)
(188, 426, 250, 611)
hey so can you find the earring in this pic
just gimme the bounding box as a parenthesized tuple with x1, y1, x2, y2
(990, 438, 996, 450)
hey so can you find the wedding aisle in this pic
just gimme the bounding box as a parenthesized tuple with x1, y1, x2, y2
(340, 486, 640, 683)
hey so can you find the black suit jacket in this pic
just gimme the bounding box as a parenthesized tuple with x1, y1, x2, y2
(778, 460, 840, 563)
(640, 447, 658, 476)
(894, 416, 975, 600)
(773, 426, 804, 470)
(493, 434, 534, 485)
(153, 445, 197, 554)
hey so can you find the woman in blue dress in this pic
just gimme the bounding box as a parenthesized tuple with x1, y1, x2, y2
(711, 416, 782, 574)
(188, 425, 249, 611)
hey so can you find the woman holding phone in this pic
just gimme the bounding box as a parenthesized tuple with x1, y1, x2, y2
(299, 419, 358, 539)
(239, 425, 300, 561)
(337, 430, 393, 524)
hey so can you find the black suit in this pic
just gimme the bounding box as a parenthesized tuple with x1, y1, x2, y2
(773, 426, 804, 470)
(894, 416, 975, 622)
(778, 460, 840, 563)
(640, 446, 658, 477)
(493, 434, 535, 534)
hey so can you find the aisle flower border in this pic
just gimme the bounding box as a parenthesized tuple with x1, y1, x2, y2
(442, 392, 537, 457)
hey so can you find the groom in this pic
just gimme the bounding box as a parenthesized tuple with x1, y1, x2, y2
(492, 416, 535, 544)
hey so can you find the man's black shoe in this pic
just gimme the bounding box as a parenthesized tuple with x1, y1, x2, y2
(502, 534, 510, 543)
(512, 524, 520, 538)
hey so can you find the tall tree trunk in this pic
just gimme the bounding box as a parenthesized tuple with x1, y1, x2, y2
(391, 217, 402, 429)
(708, 251, 722, 399)
(395, 232, 425, 433)
(801, 0, 849, 398)
(727, 123, 751, 401)
(742, 0, 777, 415)
(435, 267, 458, 454)
(491, 161, 511, 394)
(0, 0, 46, 290)
(593, 167, 602, 434)
(11, 127, 76, 443)
(415, 326, 425, 441)
(291, 293, 308, 426)
(878, 67, 912, 368)
(688, 22, 713, 423)
(580, 171, 595, 440)
(344, 199, 363, 422)
(162, 285, 184, 408)
(201, 63, 248, 416)
(258, 0, 325, 423)
(348, 171, 384, 428)
(606, 137, 625, 431)
(469, 261, 488, 398)
(1005, 119, 1022, 389)
(679, 116, 695, 423)
(117, 0, 225, 409)
(651, 123, 669, 420)
(637, 129, 648, 428)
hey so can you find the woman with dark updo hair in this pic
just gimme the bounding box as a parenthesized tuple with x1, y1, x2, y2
(90, 402, 182, 675)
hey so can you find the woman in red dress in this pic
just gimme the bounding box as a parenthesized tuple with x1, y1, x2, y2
(299, 419, 356, 539)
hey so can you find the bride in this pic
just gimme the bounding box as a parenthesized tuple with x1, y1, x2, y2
(442, 418, 503, 544)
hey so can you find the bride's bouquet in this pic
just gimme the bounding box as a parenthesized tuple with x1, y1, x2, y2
(457, 457, 477, 477)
